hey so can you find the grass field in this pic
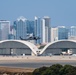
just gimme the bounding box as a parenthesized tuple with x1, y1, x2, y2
(0, 67, 34, 74)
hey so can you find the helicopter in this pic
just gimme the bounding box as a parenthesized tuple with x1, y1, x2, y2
(20, 35, 40, 41)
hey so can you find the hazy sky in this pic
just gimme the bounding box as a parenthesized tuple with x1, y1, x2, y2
(0, 0, 76, 27)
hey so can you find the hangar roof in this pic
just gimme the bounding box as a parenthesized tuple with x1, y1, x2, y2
(0, 40, 38, 55)
(40, 40, 76, 54)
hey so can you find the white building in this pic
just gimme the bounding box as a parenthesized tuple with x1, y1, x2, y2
(0, 20, 10, 40)
(41, 19, 46, 44)
(42, 16, 51, 43)
(51, 27, 58, 42)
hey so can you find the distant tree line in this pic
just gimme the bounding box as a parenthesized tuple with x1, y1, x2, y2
(32, 64, 76, 75)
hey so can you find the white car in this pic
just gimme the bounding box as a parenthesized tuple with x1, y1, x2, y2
(72, 54, 76, 56)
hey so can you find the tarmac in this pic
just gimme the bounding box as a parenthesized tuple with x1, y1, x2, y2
(0, 55, 76, 61)
(0, 55, 76, 68)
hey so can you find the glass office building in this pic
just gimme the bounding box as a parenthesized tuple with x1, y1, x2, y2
(0, 20, 10, 40)
(68, 26, 76, 37)
(15, 16, 27, 40)
(26, 20, 34, 34)
(58, 26, 68, 40)
(34, 16, 42, 44)
(68, 26, 76, 40)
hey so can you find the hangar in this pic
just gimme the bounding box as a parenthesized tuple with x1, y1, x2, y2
(40, 40, 76, 56)
(0, 40, 38, 56)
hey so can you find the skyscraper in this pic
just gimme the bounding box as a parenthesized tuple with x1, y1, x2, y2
(15, 16, 27, 40)
(51, 27, 58, 42)
(68, 26, 76, 37)
(68, 26, 76, 40)
(43, 16, 51, 43)
(34, 16, 42, 44)
(51, 26, 69, 42)
(8, 25, 16, 39)
(41, 19, 46, 44)
(58, 26, 68, 40)
(0, 20, 10, 40)
(26, 20, 34, 34)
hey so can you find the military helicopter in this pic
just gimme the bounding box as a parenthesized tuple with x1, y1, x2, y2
(20, 34, 40, 41)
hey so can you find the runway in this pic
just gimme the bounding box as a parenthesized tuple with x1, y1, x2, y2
(0, 60, 76, 68)
(0, 56, 76, 68)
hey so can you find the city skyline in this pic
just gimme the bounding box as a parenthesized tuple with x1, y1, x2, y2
(0, 17, 76, 44)
(0, 0, 76, 27)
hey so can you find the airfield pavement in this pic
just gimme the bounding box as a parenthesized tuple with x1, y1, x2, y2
(0, 55, 76, 61)
(0, 55, 76, 74)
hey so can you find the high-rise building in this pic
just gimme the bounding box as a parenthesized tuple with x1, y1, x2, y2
(41, 19, 46, 44)
(8, 25, 16, 39)
(43, 16, 51, 43)
(58, 26, 68, 40)
(68, 26, 76, 37)
(51, 26, 68, 42)
(68, 26, 76, 40)
(0, 20, 10, 40)
(51, 27, 58, 42)
(34, 16, 42, 44)
(26, 20, 34, 34)
(15, 16, 27, 40)
(45, 26, 49, 43)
